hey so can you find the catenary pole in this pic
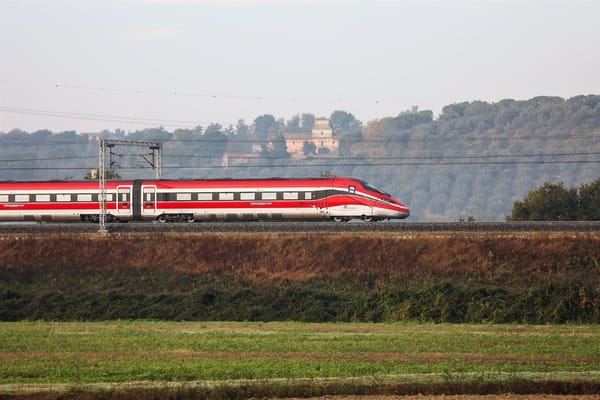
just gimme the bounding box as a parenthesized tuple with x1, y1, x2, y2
(97, 139, 162, 233)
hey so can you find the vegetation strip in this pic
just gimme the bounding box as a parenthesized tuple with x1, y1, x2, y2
(2, 372, 600, 396)
(2, 232, 599, 324)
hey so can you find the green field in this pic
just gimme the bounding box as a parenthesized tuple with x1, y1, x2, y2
(1, 321, 599, 398)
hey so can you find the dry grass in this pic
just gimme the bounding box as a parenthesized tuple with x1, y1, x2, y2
(0, 231, 598, 286)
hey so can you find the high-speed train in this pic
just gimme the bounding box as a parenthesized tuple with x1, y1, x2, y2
(0, 177, 410, 223)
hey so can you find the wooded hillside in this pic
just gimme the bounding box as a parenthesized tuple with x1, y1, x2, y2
(1, 95, 599, 221)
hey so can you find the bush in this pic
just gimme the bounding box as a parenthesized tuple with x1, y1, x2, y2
(2, 266, 599, 323)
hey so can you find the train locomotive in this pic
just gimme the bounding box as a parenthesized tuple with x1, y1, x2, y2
(0, 177, 410, 223)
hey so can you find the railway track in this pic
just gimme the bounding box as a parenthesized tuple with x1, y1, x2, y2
(1, 221, 600, 234)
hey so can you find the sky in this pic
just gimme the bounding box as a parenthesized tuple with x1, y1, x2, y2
(1, 0, 599, 133)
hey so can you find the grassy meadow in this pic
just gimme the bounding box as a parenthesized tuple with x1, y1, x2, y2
(1, 321, 599, 398)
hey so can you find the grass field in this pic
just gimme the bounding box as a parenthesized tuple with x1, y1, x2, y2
(1, 321, 599, 398)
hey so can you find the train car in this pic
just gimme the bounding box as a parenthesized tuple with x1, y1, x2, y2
(0, 177, 409, 222)
(0, 180, 135, 222)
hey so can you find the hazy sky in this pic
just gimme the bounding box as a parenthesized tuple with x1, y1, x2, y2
(1, 0, 599, 133)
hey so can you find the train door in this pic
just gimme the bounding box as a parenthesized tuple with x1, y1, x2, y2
(349, 184, 373, 218)
(301, 191, 319, 219)
(116, 186, 131, 216)
(141, 185, 157, 218)
(317, 187, 329, 218)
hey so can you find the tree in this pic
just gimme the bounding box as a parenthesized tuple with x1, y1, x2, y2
(302, 141, 316, 157)
(269, 135, 290, 159)
(235, 119, 250, 136)
(259, 135, 290, 166)
(226, 119, 251, 153)
(338, 131, 363, 157)
(127, 126, 172, 142)
(507, 182, 578, 221)
(317, 147, 331, 156)
(204, 123, 223, 136)
(392, 110, 433, 129)
(285, 114, 301, 133)
(439, 102, 470, 120)
(300, 113, 315, 132)
(201, 129, 228, 164)
(330, 110, 362, 134)
(253, 114, 279, 140)
(578, 177, 600, 220)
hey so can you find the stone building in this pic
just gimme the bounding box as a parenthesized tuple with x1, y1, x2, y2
(285, 118, 339, 158)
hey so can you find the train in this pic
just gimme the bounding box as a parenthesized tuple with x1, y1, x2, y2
(0, 177, 410, 223)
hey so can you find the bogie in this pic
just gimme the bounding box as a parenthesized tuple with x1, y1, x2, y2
(157, 214, 196, 223)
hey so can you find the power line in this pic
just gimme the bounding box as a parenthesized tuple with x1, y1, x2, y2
(1, 152, 599, 165)
(0, 156, 95, 163)
(0, 106, 209, 128)
(1, 159, 598, 172)
(0, 79, 414, 106)
(1, 133, 599, 147)
(170, 151, 600, 161)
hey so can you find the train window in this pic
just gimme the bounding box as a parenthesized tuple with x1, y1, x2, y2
(0, 194, 8, 202)
(283, 192, 298, 200)
(362, 182, 390, 196)
(304, 192, 312, 200)
(348, 185, 356, 194)
(240, 192, 255, 201)
(15, 194, 29, 202)
(198, 193, 212, 201)
(219, 192, 234, 201)
(35, 194, 51, 202)
(261, 192, 276, 200)
(176, 193, 192, 201)
(106, 194, 113, 201)
(56, 194, 71, 202)
(77, 194, 92, 202)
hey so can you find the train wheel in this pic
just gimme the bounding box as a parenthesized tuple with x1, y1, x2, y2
(157, 215, 168, 223)
(186, 215, 195, 223)
(363, 216, 375, 222)
(332, 217, 345, 223)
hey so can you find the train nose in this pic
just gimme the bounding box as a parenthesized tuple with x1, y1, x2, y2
(398, 206, 410, 218)
(395, 202, 410, 218)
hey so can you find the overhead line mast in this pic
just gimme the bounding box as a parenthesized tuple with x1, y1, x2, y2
(98, 139, 162, 233)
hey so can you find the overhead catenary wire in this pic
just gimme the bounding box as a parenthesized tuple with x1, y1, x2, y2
(0, 106, 211, 128)
(1, 133, 600, 147)
(0, 79, 419, 107)
(1, 152, 599, 165)
(1, 159, 599, 172)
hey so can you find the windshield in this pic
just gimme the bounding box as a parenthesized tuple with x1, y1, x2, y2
(360, 180, 390, 196)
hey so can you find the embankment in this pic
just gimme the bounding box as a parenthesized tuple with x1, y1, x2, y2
(1, 232, 599, 323)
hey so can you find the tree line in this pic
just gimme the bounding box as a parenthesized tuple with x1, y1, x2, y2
(508, 177, 600, 221)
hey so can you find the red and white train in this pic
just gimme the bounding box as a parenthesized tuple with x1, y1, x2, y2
(0, 177, 409, 223)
